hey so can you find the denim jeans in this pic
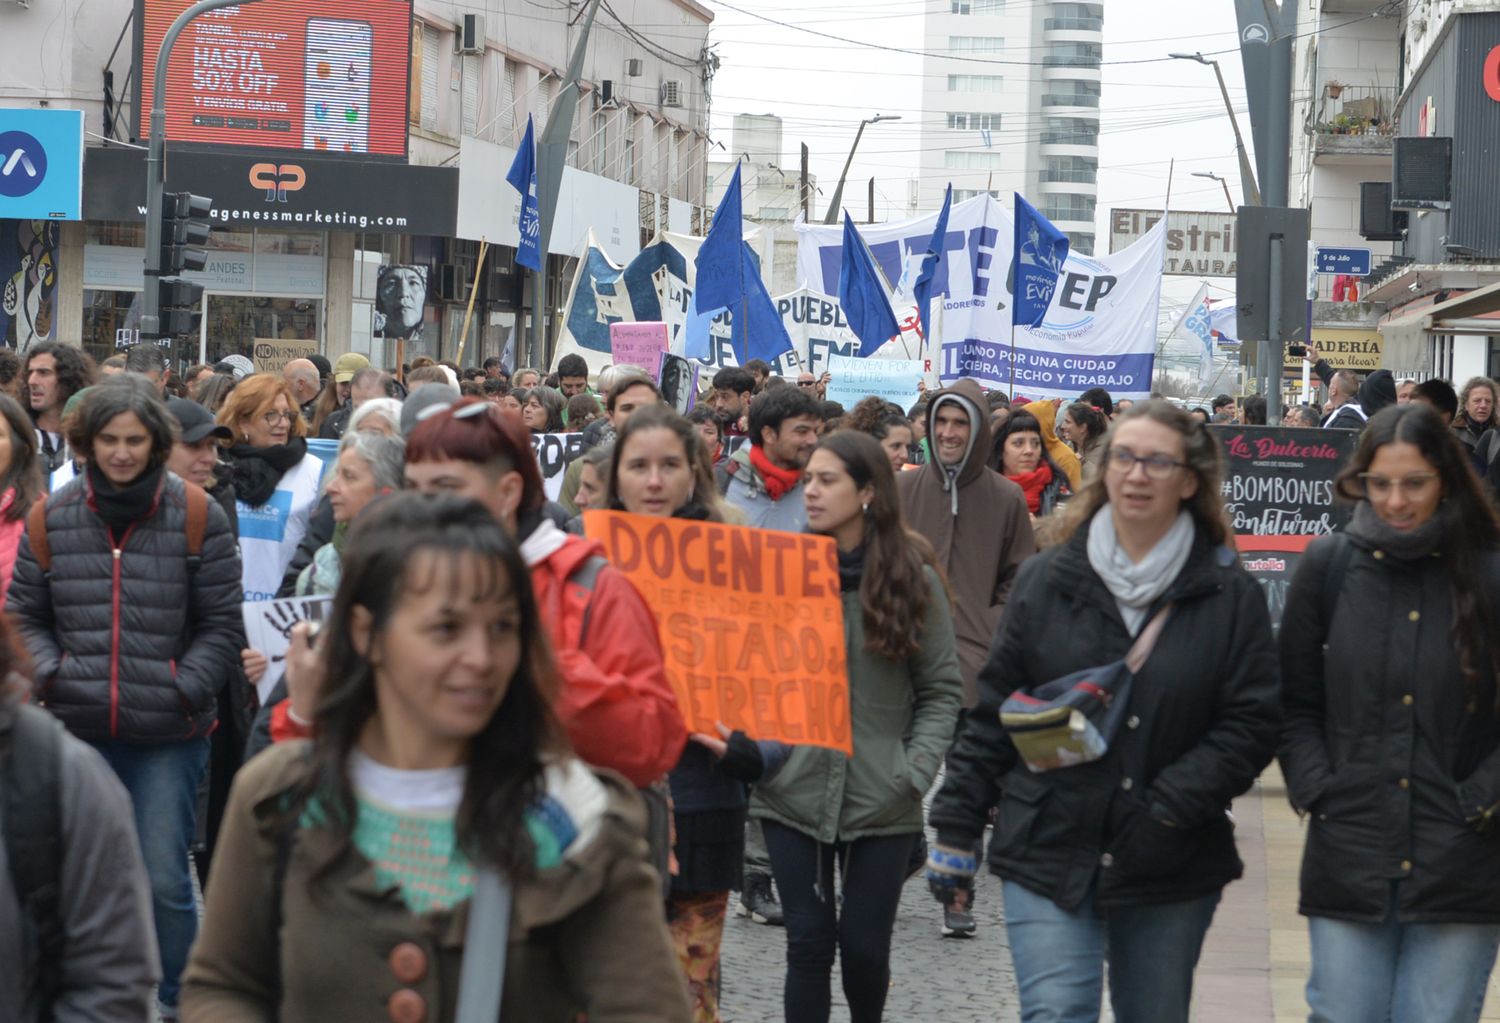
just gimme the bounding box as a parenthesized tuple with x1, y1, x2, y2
(1002, 880, 1220, 1023)
(92, 738, 210, 1009)
(1307, 904, 1500, 1023)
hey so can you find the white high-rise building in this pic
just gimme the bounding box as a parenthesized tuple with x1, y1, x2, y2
(916, 1, 1102, 254)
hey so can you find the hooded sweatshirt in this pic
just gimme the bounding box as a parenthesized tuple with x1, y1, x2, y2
(1023, 400, 1083, 490)
(1324, 369, 1397, 431)
(898, 379, 1037, 705)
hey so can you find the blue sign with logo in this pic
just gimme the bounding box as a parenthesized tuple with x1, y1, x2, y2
(0, 110, 83, 221)
(1315, 246, 1372, 276)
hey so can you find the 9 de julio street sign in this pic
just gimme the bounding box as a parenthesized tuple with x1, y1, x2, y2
(1314, 246, 1372, 276)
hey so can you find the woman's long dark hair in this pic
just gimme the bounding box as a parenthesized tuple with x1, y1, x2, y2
(818, 431, 944, 661)
(1065, 402, 1108, 455)
(991, 410, 1064, 482)
(0, 394, 40, 521)
(305, 493, 562, 882)
(1335, 403, 1500, 715)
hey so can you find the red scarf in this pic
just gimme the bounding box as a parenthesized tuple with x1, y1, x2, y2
(749, 444, 803, 501)
(1007, 462, 1054, 515)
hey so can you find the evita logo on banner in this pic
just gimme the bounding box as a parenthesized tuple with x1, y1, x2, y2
(553, 195, 1166, 400)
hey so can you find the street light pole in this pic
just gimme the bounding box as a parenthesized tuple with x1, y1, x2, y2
(823, 114, 900, 224)
(1170, 52, 1262, 207)
(1192, 170, 1236, 213)
(142, 0, 262, 339)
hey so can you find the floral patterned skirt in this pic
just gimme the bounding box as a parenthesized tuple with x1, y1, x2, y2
(666, 889, 731, 1023)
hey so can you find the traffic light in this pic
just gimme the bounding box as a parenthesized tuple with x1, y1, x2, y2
(161, 191, 213, 275)
(156, 277, 203, 337)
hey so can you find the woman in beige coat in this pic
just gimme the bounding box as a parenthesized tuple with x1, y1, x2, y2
(182, 493, 689, 1022)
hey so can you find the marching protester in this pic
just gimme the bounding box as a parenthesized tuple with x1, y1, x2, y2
(928, 401, 1280, 1023)
(8, 376, 244, 1022)
(523, 384, 567, 434)
(296, 430, 405, 596)
(0, 392, 41, 600)
(216, 374, 325, 603)
(690, 404, 726, 465)
(1021, 398, 1083, 491)
(566, 442, 614, 532)
(897, 378, 1035, 936)
(401, 399, 687, 788)
(182, 494, 692, 1021)
(24, 341, 95, 484)
(750, 430, 961, 1023)
(1061, 401, 1109, 479)
(710, 366, 756, 437)
(844, 396, 916, 473)
(348, 395, 404, 437)
(317, 357, 381, 439)
(992, 410, 1071, 520)
(559, 371, 663, 513)
(719, 386, 822, 529)
(0, 622, 161, 1023)
(606, 404, 763, 1020)
(1280, 403, 1500, 1023)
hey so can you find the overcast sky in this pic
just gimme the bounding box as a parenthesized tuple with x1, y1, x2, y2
(705, 0, 1256, 327)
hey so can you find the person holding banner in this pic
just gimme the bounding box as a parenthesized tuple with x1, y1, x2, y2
(928, 401, 1279, 1023)
(1279, 404, 1500, 1023)
(183, 495, 692, 1022)
(750, 430, 961, 1023)
(605, 405, 766, 1021)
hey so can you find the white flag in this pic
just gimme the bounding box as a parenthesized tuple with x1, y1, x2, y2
(1170, 284, 1215, 382)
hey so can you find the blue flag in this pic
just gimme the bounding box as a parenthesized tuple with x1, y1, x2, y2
(506, 116, 543, 272)
(737, 256, 795, 365)
(838, 213, 900, 358)
(912, 184, 953, 342)
(695, 163, 746, 312)
(1012, 193, 1070, 329)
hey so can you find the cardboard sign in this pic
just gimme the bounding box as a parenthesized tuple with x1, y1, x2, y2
(583, 510, 852, 753)
(824, 353, 924, 412)
(252, 337, 318, 374)
(242, 595, 334, 704)
(531, 432, 588, 502)
(1210, 425, 1358, 628)
(609, 321, 669, 370)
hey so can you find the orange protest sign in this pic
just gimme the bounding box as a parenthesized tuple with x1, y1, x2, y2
(583, 510, 852, 754)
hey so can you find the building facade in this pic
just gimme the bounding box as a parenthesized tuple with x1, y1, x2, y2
(707, 113, 815, 225)
(0, 0, 713, 371)
(914, 0, 1102, 254)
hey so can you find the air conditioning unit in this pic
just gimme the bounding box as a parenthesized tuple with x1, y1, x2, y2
(626, 58, 644, 77)
(661, 80, 683, 108)
(437, 263, 468, 302)
(1392, 136, 1452, 211)
(454, 14, 484, 55)
(1359, 181, 1408, 242)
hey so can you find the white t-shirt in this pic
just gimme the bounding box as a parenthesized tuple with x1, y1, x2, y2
(236, 452, 323, 602)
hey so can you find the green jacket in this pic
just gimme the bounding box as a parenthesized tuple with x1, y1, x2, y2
(751, 566, 962, 843)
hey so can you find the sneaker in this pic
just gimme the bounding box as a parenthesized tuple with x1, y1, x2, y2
(942, 904, 977, 938)
(738, 871, 784, 926)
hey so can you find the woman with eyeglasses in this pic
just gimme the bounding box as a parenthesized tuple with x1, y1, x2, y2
(1279, 403, 1500, 1023)
(928, 401, 1279, 1023)
(216, 374, 325, 605)
(523, 384, 566, 434)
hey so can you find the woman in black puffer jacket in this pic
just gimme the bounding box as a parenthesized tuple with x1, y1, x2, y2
(6, 376, 244, 1018)
(1280, 404, 1500, 1023)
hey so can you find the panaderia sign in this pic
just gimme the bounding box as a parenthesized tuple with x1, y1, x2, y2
(1109, 208, 1238, 277)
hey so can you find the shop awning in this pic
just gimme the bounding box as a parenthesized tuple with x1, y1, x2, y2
(1422, 280, 1500, 333)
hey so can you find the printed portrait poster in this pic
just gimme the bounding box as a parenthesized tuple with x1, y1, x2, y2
(374, 264, 428, 341)
(1210, 425, 1358, 628)
(583, 510, 852, 753)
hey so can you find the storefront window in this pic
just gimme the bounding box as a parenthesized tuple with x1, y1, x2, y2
(204, 296, 321, 365)
(81, 290, 143, 365)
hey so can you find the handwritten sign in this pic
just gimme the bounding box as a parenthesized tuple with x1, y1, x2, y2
(531, 432, 587, 502)
(242, 595, 333, 704)
(824, 353, 924, 412)
(583, 510, 852, 753)
(609, 321, 669, 370)
(252, 337, 318, 374)
(1211, 425, 1357, 628)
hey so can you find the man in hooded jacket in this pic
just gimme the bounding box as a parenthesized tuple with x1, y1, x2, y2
(1324, 368, 1397, 432)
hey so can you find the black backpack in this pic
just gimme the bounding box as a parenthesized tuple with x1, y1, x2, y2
(3, 702, 65, 1017)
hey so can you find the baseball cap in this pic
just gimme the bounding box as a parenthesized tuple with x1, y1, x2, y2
(334, 352, 371, 384)
(215, 355, 254, 380)
(399, 383, 460, 437)
(309, 354, 333, 381)
(167, 397, 234, 444)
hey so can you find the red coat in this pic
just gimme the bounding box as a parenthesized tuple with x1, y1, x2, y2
(272, 524, 686, 788)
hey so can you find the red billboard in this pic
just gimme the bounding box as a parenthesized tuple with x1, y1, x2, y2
(136, 0, 411, 158)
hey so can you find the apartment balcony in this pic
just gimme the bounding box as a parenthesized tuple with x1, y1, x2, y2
(1042, 92, 1101, 110)
(1310, 85, 1397, 164)
(1043, 15, 1104, 33)
(1040, 168, 1098, 185)
(1042, 61, 1101, 83)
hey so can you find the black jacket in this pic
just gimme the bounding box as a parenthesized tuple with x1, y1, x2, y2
(6, 472, 244, 742)
(1279, 532, 1500, 924)
(930, 524, 1280, 911)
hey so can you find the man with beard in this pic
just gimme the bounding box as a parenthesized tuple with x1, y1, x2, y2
(24, 342, 96, 485)
(709, 366, 755, 438)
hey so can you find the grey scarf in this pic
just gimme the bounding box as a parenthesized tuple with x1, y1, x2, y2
(1346, 500, 1452, 561)
(1087, 506, 1196, 633)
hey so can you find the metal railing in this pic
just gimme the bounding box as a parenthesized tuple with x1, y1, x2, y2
(1311, 83, 1398, 136)
(1042, 93, 1100, 107)
(1040, 131, 1099, 146)
(1044, 16, 1104, 31)
(1042, 54, 1101, 67)
(1042, 168, 1098, 183)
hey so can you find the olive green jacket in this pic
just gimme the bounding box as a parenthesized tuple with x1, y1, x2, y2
(751, 566, 962, 843)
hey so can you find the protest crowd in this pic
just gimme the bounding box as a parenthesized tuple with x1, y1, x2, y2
(5, 331, 1500, 1023)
